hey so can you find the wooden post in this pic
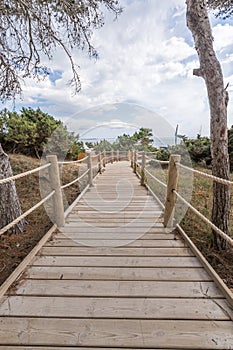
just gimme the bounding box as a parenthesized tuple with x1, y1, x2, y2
(103, 150, 106, 167)
(111, 149, 114, 163)
(130, 150, 134, 168)
(87, 151, 93, 186)
(133, 150, 137, 174)
(46, 155, 65, 227)
(140, 151, 146, 186)
(164, 154, 181, 228)
(98, 153, 102, 174)
(128, 150, 131, 162)
(116, 150, 119, 162)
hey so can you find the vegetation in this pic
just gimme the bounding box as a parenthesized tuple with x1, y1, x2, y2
(0, 153, 84, 285)
(0, 0, 121, 101)
(181, 166, 233, 288)
(91, 128, 157, 153)
(0, 107, 85, 159)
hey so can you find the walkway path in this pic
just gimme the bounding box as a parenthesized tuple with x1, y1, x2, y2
(0, 161, 232, 349)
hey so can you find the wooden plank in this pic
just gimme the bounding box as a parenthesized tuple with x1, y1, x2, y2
(31, 255, 202, 267)
(11, 280, 222, 298)
(40, 246, 192, 256)
(45, 239, 184, 248)
(66, 218, 163, 223)
(59, 226, 173, 234)
(62, 222, 164, 227)
(177, 224, 233, 308)
(70, 211, 163, 217)
(0, 296, 230, 320)
(0, 318, 232, 348)
(74, 207, 160, 212)
(0, 348, 179, 350)
(0, 225, 57, 301)
(55, 232, 176, 240)
(25, 266, 212, 281)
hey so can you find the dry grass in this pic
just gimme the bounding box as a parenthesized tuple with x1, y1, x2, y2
(146, 163, 233, 290)
(0, 154, 87, 285)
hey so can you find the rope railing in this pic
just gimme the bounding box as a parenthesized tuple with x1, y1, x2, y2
(145, 154, 169, 164)
(0, 149, 125, 235)
(177, 162, 233, 187)
(132, 149, 233, 246)
(174, 190, 233, 247)
(61, 169, 89, 190)
(145, 168, 167, 188)
(58, 156, 88, 165)
(0, 163, 51, 185)
(0, 190, 55, 236)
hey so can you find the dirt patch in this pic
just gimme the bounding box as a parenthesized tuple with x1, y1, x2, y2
(0, 154, 84, 285)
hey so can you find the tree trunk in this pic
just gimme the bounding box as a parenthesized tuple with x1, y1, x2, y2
(0, 144, 25, 234)
(186, 0, 230, 250)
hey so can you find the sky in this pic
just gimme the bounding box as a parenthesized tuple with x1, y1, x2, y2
(6, 0, 233, 144)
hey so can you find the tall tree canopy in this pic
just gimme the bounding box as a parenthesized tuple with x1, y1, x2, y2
(0, 0, 121, 101)
(208, 0, 233, 18)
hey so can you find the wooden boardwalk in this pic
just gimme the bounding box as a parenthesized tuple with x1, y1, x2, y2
(0, 161, 232, 349)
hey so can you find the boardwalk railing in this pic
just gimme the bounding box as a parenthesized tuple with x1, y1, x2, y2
(2, 148, 232, 248)
(0, 150, 127, 236)
(131, 149, 233, 248)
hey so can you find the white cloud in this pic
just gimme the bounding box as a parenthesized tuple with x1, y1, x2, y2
(9, 0, 233, 138)
(213, 24, 233, 51)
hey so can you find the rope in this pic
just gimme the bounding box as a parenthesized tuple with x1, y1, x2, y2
(145, 169, 167, 188)
(145, 155, 169, 164)
(177, 163, 233, 187)
(61, 169, 89, 189)
(0, 190, 55, 236)
(174, 190, 233, 247)
(0, 163, 51, 185)
(91, 153, 100, 160)
(58, 156, 88, 165)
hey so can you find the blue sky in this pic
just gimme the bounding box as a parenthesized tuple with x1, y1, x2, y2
(6, 0, 233, 142)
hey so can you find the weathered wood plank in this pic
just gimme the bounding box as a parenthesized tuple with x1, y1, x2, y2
(60, 226, 169, 233)
(1, 161, 232, 350)
(0, 318, 232, 348)
(55, 232, 177, 240)
(69, 212, 163, 217)
(66, 218, 163, 223)
(0, 296, 230, 320)
(31, 255, 202, 267)
(0, 345, 179, 350)
(45, 239, 184, 248)
(11, 280, 222, 298)
(25, 266, 211, 281)
(63, 222, 164, 227)
(40, 246, 192, 256)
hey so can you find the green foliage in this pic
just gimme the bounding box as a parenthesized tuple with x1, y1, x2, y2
(131, 128, 156, 151)
(91, 128, 157, 152)
(93, 139, 113, 152)
(0, 108, 84, 159)
(156, 148, 170, 161)
(183, 135, 211, 165)
(113, 133, 135, 150)
(85, 142, 94, 149)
